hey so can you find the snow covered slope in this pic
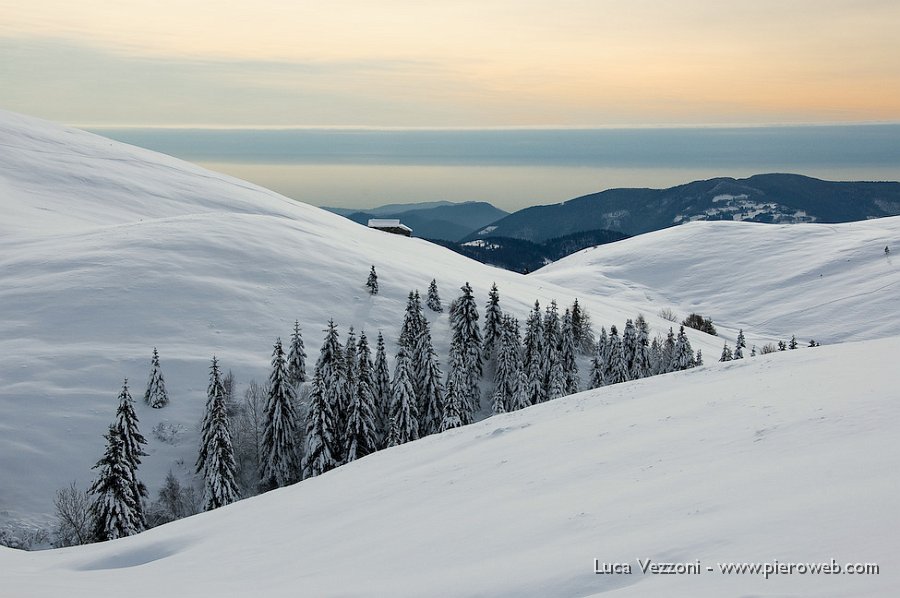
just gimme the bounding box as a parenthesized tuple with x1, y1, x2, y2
(533, 218, 900, 345)
(0, 110, 718, 527)
(3, 338, 898, 597)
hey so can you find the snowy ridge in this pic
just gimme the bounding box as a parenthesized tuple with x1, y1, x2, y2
(533, 218, 900, 344)
(3, 338, 898, 597)
(0, 110, 718, 525)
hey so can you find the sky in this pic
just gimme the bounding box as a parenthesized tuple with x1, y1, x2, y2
(4, 0, 900, 127)
(2, 1, 899, 208)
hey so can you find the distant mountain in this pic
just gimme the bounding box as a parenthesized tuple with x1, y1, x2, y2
(432, 229, 629, 273)
(324, 200, 457, 217)
(334, 201, 508, 241)
(465, 174, 900, 242)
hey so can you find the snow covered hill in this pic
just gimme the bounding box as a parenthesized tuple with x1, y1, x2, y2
(3, 338, 898, 597)
(533, 218, 900, 345)
(0, 110, 718, 528)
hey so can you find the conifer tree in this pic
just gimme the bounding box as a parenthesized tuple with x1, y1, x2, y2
(661, 327, 677, 373)
(345, 327, 359, 407)
(750, 345, 757, 357)
(695, 349, 704, 366)
(426, 278, 443, 312)
(491, 389, 507, 415)
(622, 319, 638, 376)
(482, 283, 503, 361)
(570, 299, 595, 355)
(197, 357, 224, 479)
(733, 329, 746, 359)
(366, 265, 378, 295)
(114, 379, 148, 530)
(372, 331, 392, 446)
(386, 417, 400, 447)
(316, 320, 348, 461)
(89, 426, 139, 542)
(778, 340, 787, 351)
(344, 333, 378, 462)
(589, 338, 606, 389)
(390, 345, 420, 445)
(286, 320, 307, 386)
(560, 308, 579, 395)
(144, 348, 169, 408)
(200, 365, 239, 511)
(510, 368, 530, 411)
(440, 379, 464, 431)
(260, 339, 302, 489)
(631, 315, 652, 379)
(789, 335, 798, 350)
(605, 326, 629, 385)
(399, 291, 425, 351)
(449, 282, 483, 409)
(649, 335, 663, 375)
(542, 301, 562, 398)
(672, 325, 694, 371)
(522, 301, 545, 404)
(416, 326, 444, 437)
(494, 316, 522, 409)
(720, 343, 733, 362)
(303, 372, 339, 478)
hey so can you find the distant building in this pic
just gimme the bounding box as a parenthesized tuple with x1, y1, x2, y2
(368, 218, 412, 237)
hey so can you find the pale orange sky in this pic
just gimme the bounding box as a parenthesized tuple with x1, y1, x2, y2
(2, 0, 900, 126)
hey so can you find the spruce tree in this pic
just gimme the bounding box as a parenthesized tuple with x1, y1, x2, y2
(416, 326, 444, 437)
(522, 301, 545, 404)
(491, 389, 507, 415)
(260, 339, 302, 489)
(197, 357, 224, 480)
(89, 426, 139, 542)
(316, 320, 348, 461)
(200, 367, 239, 511)
(286, 320, 307, 386)
(426, 279, 443, 312)
(631, 315, 652, 379)
(366, 265, 378, 295)
(390, 345, 420, 445)
(372, 331, 392, 447)
(113, 379, 147, 530)
(605, 326, 629, 385)
(661, 327, 677, 373)
(622, 319, 638, 377)
(510, 368, 530, 411)
(144, 348, 169, 408)
(345, 327, 359, 410)
(482, 283, 503, 361)
(542, 301, 562, 399)
(494, 316, 522, 410)
(720, 343, 733, 362)
(672, 325, 694, 371)
(789, 335, 798, 350)
(695, 349, 704, 366)
(750, 345, 757, 357)
(589, 337, 606, 389)
(344, 334, 378, 462)
(449, 282, 483, 409)
(303, 372, 339, 477)
(778, 340, 787, 351)
(733, 329, 746, 359)
(440, 379, 464, 431)
(399, 291, 425, 351)
(560, 308, 579, 395)
(570, 299, 595, 355)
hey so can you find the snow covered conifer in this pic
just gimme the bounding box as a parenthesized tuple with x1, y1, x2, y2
(345, 327, 359, 404)
(720, 343, 733, 362)
(622, 319, 638, 376)
(303, 372, 339, 478)
(570, 299, 595, 355)
(415, 326, 444, 437)
(200, 366, 239, 511)
(560, 308, 579, 395)
(482, 283, 503, 361)
(260, 339, 302, 489)
(143, 348, 169, 408)
(542, 301, 563, 399)
(750, 345, 757, 357)
(491, 389, 507, 415)
(522, 301, 545, 404)
(631, 315, 652, 379)
(366, 265, 378, 295)
(605, 325, 629, 385)
(589, 338, 605, 389)
(316, 320, 348, 460)
(789, 335, 798, 350)
(89, 426, 139, 542)
(287, 320, 307, 386)
(113, 379, 147, 530)
(390, 345, 419, 445)
(197, 357, 224, 479)
(661, 327, 677, 373)
(733, 329, 746, 359)
(440, 379, 464, 431)
(494, 316, 522, 409)
(672, 325, 694, 371)
(510, 368, 530, 411)
(344, 333, 379, 462)
(399, 291, 425, 351)
(695, 349, 703, 366)
(372, 331, 392, 446)
(450, 282, 483, 408)
(426, 278, 443, 312)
